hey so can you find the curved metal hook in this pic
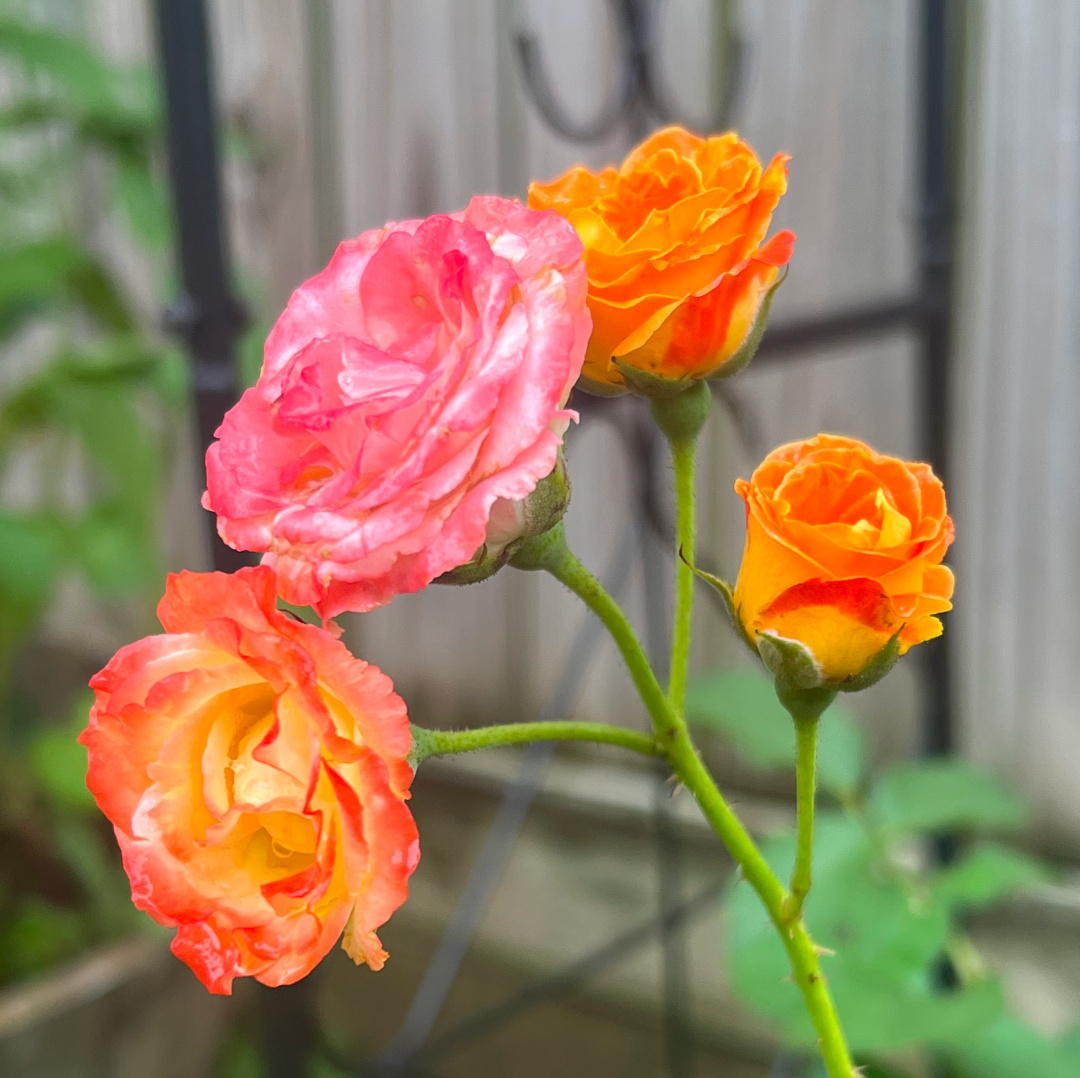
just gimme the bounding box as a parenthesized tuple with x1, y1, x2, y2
(513, 0, 640, 143)
(642, 0, 746, 133)
(514, 0, 744, 144)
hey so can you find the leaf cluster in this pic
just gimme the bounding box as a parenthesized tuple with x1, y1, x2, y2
(0, 11, 179, 985)
(687, 668, 1077, 1077)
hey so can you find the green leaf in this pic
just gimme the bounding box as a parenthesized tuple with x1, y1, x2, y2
(0, 17, 118, 113)
(1061, 1021, 1080, 1056)
(50, 375, 159, 514)
(29, 700, 93, 812)
(686, 668, 866, 797)
(149, 347, 191, 408)
(0, 514, 63, 666)
(0, 16, 158, 131)
(66, 257, 134, 331)
(0, 237, 84, 309)
(0, 898, 88, 981)
(934, 842, 1051, 910)
(114, 153, 170, 250)
(943, 1015, 1080, 1078)
(0, 239, 133, 335)
(725, 818, 1002, 1052)
(52, 817, 143, 936)
(0, 512, 63, 603)
(70, 506, 156, 594)
(216, 1029, 266, 1078)
(871, 760, 1028, 834)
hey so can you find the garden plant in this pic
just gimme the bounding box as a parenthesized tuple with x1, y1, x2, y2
(0, 12, 182, 983)
(75, 118, 1075, 1078)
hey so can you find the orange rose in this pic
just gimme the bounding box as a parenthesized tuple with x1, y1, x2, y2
(733, 435, 954, 684)
(528, 126, 795, 393)
(80, 567, 418, 994)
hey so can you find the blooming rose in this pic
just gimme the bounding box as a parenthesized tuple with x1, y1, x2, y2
(80, 567, 418, 994)
(204, 196, 590, 620)
(528, 126, 795, 393)
(733, 435, 954, 684)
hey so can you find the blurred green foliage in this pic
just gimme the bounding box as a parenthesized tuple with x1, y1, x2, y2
(688, 667, 1078, 1078)
(0, 10, 180, 984)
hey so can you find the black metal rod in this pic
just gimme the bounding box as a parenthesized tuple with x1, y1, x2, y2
(917, 0, 955, 767)
(756, 298, 924, 362)
(416, 880, 724, 1067)
(154, 0, 248, 574)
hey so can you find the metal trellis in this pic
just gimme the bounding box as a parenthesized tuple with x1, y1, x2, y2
(154, 1, 958, 1074)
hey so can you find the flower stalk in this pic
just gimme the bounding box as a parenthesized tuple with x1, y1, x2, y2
(409, 721, 658, 768)
(650, 380, 711, 717)
(512, 522, 857, 1078)
(785, 716, 819, 922)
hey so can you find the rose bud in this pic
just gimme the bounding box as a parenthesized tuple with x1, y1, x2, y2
(529, 126, 794, 397)
(79, 567, 418, 994)
(733, 434, 954, 690)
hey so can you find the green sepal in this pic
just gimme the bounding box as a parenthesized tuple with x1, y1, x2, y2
(709, 266, 788, 382)
(776, 684, 838, 725)
(508, 520, 569, 573)
(434, 543, 509, 585)
(649, 379, 712, 443)
(586, 266, 786, 398)
(757, 630, 837, 722)
(612, 358, 698, 400)
(680, 552, 756, 653)
(836, 629, 903, 693)
(436, 451, 571, 586)
(757, 630, 827, 692)
(573, 370, 628, 397)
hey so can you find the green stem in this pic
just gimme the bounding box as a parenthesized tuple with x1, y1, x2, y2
(650, 380, 710, 716)
(409, 721, 658, 766)
(511, 524, 856, 1077)
(668, 433, 697, 715)
(513, 524, 676, 741)
(668, 737, 856, 1078)
(785, 718, 819, 921)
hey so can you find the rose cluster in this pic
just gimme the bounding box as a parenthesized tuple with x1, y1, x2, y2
(80, 127, 952, 994)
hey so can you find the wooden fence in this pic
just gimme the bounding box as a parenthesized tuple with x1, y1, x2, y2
(86, 0, 1080, 855)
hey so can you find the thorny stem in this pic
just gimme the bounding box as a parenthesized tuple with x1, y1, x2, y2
(408, 721, 658, 767)
(784, 717, 819, 922)
(509, 523, 857, 1077)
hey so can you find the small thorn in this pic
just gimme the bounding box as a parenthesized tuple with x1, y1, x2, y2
(814, 944, 836, 957)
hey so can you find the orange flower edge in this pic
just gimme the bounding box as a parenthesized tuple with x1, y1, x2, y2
(529, 125, 795, 393)
(80, 566, 419, 994)
(733, 434, 954, 685)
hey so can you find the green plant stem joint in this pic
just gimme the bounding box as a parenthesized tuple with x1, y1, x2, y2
(409, 720, 659, 770)
(511, 508, 857, 1078)
(648, 378, 712, 445)
(437, 450, 571, 585)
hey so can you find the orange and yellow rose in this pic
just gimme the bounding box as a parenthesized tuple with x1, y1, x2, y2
(733, 434, 954, 684)
(528, 126, 794, 392)
(80, 567, 418, 994)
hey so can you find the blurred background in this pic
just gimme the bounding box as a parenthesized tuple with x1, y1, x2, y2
(0, 1, 1078, 1076)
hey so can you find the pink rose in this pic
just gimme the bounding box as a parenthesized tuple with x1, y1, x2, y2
(204, 196, 590, 620)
